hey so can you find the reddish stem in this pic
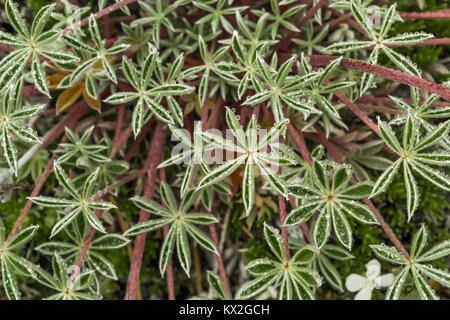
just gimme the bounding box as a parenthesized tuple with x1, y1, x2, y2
(400, 9, 450, 19)
(125, 122, 167, 300)
(306, 54, 450, 100)
(278, 194, 290, 261)
(63, 0, 139, 35)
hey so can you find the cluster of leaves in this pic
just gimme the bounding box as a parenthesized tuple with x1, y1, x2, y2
(0, 0, 448, 301)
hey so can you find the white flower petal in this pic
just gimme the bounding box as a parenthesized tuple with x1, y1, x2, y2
(366, 259, 381, 279)
(354, 287, 373, 300)
(375, 273, 394, 288)
(345, 274, 366, 292)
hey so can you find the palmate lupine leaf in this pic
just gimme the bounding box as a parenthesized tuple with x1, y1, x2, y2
(29, 163, 116, 236)
(236, 224, 321, 300)
(324, 1, 433, 94)
(0, 79, 44, 175)
(0, 1, 79, 95)
(125, 182, 218, 277)
(285, 161, 377, 250)
(373, 226, 450, 300)
(371, 117, 450, 220)
(197, 108, 293, 215)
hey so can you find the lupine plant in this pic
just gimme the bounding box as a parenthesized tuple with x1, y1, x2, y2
(0, 0, 448, 301)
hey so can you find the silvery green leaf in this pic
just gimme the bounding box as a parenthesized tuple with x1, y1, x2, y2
(183, 213, 218, 225)
(102, 57, 117, 84)
(66, 58, 98, 87)
(417, 240, 450, 262)
(385, 266, 409, 300)
(180, 188, 198, 214)
(35, 242, 77, 255)
(317, 255, 343, 292)
(321, 81, 356, 94)
(324, 41, 373, 53)
(207, 271, 229, 300)
(370, 159, 401, 197)
(404, 162, 419, 221)
(379, 4, 397, 39)
(414, 120, 450, 151)
(235, 271, 279, 300)
(246, 258, 279, 275)
(331, 204, 352, 250)
(88, 15, 103, 49)
(318, 57, 342, 87)
(88, 252, 117, 280)
(28, 196, 78, 207)
(291, 245, 315, 265)
(144, 97, 175, 126)
(82, 168, 100, 199)
(124, 218, 173, 236)
(412, 268, 439, 300)
(256, 161, 288, 196)
(312, 210, 331, 249)
(322, 245, 355, 260)
(331, 165, 352, 192)
(6, 253, 35, 277)
(167, 97, 183, 127)
(288, 185, 321, 198)
(263, 223, 285, 262)
(90, 234, 130, 250)
(255, 54, 273, 85)
(381, 46, 420, 76)
(360, 46, 380, 95)
(6, 225, 38, 250)
(225, 107, 246, 148)
(1, 127, 18, 175)
(104, 43, 130, 55)
(1, 257, 21, 300)
(279, 273, 292, 300)
(160, 181, 177, 213)
(131, 98, 145, 138)
(53, 162, 79, 199)
(84, 208, 106, 234)
(292, 267, 322, 287)
(338, 181, 373, 199)
(284, 201, 322, 226)
(31, 3, 55, 38)
(50, 207, 82, 238)
(280, 95, 319, 116)
(370, 244, 408, 265)
(196, 154, 247, 190)
(176, 224, 191, 276)
(313, 161, 328, 191)
(350, 0, 375, 38)
(384, 32, 434, 46)
(409, 160, 450, 191)
(291, 273, 315, 300)
(378, 118, 402, 154)
(243, 91, 272, 106)
(38, 49, 79, 65)
(416, 264, 450, 288)
(31, 52, 50, 97)
(63, 34, 96, 53)
(339, 200, 378, 225)
(276, 54, 297, 87)
(0, 49, 29, 94)
(10, 124, 41, 144)
(198, 130, 244, 153)
(0, 30, 20, 46)
(122, 56, 140, 89)
(242, 157, 255, 215)
(89, 201, 116, 211)
(184, 223, 217, 254)
(231, 31, 246, 63)
(5, 0, 29, 39)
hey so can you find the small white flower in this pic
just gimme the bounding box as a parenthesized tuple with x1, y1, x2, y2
(345, 259, 394, 300)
